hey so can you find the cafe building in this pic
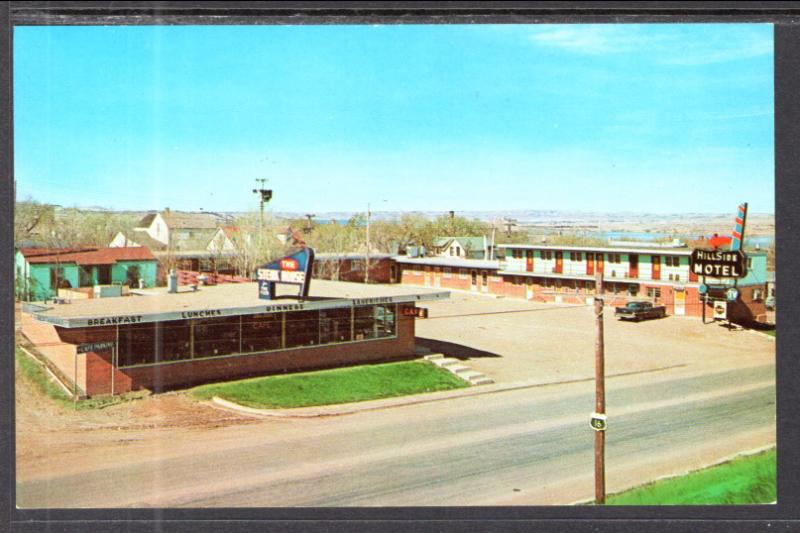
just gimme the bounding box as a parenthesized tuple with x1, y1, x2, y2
(21, 280, 449, 397)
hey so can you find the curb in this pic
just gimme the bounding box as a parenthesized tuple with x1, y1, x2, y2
(208, 363, 688, 419)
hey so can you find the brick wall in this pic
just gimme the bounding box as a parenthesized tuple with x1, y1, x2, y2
(56, 307, 417, 396)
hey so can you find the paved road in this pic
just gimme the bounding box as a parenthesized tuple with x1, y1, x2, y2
(17, 364, 775, 508)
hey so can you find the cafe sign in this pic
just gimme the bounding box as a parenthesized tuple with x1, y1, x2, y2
(690, 249, 747, 279)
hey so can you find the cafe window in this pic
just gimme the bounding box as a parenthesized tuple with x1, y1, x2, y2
(241, 313, 282, 353)
(647, 287, 662, 302)
(320, 308, 353, 344)
(284, 310, 322, 348)
(194, 316, 240, 358)
(353, 305, 396, 341)
(118, 320, 193, 367)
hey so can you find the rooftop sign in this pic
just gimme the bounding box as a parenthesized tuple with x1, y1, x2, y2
(257, 247, 315, 300)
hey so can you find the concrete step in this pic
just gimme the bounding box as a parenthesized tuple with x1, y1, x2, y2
(446, 365, 471, 374)
(439, 358, 463, 368)
(423, 354, 445, 361)
(470, 376, 495, 386)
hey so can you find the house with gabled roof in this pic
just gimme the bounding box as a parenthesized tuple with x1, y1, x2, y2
(433, 236, 493, 260)
(134, 208, 221, 247)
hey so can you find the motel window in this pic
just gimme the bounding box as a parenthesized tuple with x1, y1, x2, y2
(647, 287, 662, 302)
(541, 251, 553, 260)
(241, 313, 282, 352)
(570, 253, 583, 262)
(443, 267, 452, 278)
(555, 279, 562, 290)
(747, 257, 754, 269)
(752, 288, 763, 302)
(351, 260, 364, 272)
(49, 266, 66, 291)
(79, 266, 92, 287)
(97, 265, 112, 285)
(665, 256, 680, 267)
(459, 268, 468, 279)
(628, 284, 638, 297)
(126, 265, 141, 287)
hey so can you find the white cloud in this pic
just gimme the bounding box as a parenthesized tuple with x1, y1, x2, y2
(526, 24, 773, 65)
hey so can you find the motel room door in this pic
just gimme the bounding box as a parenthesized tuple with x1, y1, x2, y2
(480, 270, 489, 293)
(525, 250, 534, 272)
(470, 270, 478, 291)
(674, 288, 686, 316)
(629, 254, 639, 279)
(433, 267, 442, 288)
(652, 256, 661, 280)
(586, 253, 595, 276)
(555, 252, 563, 274)
(526, 278, 535, 299)
(424, 266, 432, 287)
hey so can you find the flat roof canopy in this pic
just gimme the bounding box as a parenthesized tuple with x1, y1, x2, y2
(27, 280, 450, 328)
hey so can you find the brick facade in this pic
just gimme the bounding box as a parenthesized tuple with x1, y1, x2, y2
(53, 306, 417, 396)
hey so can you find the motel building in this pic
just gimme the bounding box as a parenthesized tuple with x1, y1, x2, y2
(395, 243, 768, 323)
(20, 280, 448, 397)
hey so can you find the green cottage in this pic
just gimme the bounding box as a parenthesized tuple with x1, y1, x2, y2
(15, 247, 158, 301)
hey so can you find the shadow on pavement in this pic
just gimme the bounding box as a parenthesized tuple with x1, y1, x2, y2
(415, 337, 502, 360)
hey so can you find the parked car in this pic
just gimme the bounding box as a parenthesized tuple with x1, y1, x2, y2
(614, 301, 667, 321)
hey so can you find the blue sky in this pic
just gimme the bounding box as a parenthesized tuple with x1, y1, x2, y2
(14, 24, 774, 214)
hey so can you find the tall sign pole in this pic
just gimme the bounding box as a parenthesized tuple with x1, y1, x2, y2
(593, 268, 606, 504)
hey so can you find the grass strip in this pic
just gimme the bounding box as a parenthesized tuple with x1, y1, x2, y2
(606, 448, 776, 505)
(15, 346, 72, 402)
(191, 360, 468, 409)
(15, 345, 140, 410)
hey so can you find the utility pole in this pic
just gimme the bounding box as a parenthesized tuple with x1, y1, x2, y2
(252, 178, 273, 231)
(593, 268, 606, 504)
(304, 214, 316, 234)
(365, 203, 371, 284)
(490, 221, 497, 260)
(504, 218, 517, 237)
(253, 178, 273, 256)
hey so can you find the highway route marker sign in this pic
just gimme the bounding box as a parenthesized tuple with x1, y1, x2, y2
(590, 412, 607, 432)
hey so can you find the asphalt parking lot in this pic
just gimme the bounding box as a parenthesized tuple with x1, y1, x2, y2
(414, 291, 775, 385)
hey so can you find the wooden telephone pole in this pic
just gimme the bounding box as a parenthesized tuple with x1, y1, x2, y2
(594, 269, 606, 504)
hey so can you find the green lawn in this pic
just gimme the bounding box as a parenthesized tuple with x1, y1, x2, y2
(15, 345, 139, 410)
(763, 329, 776, 337)
(191, 360, 468, 409)
(606, 448, 776, 505)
